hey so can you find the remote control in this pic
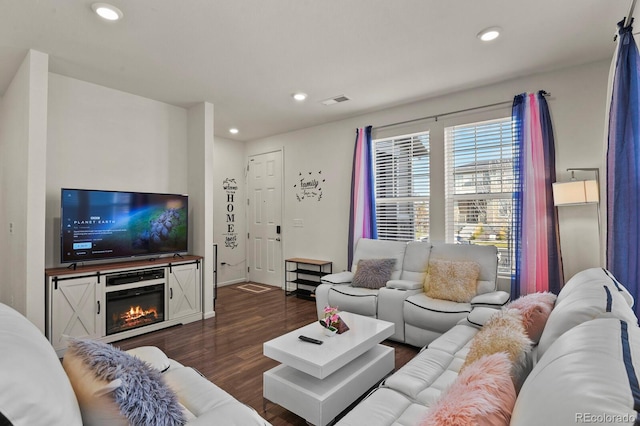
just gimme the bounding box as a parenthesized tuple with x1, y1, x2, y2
(298, 335, 323, 345)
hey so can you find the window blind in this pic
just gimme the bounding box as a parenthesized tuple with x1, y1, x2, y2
(444, 118, 515, 275)
(373, 131, 430, 242)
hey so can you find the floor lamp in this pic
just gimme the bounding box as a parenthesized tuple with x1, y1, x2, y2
(552, 167, 602, 265)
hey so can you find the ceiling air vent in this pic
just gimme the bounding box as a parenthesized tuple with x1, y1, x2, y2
(320, 95, 350, 106)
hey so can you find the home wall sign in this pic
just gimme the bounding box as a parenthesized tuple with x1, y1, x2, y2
(294, 171, 325, 202)
(223, 178, 238, 249)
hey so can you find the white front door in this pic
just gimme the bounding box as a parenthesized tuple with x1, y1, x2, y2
(247, 151, 283, 287)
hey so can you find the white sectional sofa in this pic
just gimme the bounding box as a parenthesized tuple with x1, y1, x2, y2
(336, 267, 640, 425)
(0, 302, 270, 426)
(316, 238, 510, 347)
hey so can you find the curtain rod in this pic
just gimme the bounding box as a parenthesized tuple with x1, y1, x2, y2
(374, 100, 510, 131)
(374, 92, 551, 131)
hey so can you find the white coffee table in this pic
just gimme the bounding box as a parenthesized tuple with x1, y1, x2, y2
(263, 311, 395, 426)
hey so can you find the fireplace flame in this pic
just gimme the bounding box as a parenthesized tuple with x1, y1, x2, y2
(122, 305, 158, 324)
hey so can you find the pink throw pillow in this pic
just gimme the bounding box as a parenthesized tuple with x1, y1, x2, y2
(421, 352, 516, 426)
(507, 292, 557, 344)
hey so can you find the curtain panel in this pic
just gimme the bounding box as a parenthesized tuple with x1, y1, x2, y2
(348, 126, 377, 268)
(512, 92, 563, 298)
(607, 19, 640, 316)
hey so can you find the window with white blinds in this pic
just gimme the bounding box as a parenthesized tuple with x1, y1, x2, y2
(373, 131, 429, 242)
(444, 118, 515, 275)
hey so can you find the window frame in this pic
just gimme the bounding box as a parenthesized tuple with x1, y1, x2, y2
(372, 130, 430, 242)
(444, 117, 515, 276)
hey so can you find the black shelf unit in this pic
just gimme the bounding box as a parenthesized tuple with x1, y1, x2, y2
(285, 258, 332, 300)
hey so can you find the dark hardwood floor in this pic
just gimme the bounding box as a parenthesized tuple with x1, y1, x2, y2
(115, 283, 419, 425)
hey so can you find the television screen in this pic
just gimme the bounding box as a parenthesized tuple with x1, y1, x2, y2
(61, 188, 188, 263)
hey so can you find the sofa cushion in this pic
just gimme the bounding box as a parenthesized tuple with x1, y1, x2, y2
(512, 318, 640, 426)
(558, 267, 634, 307)
(352, 258, 397, 289)
(537, 283, 638, 359)
(421, 352, 516, 426)
(405, 293, 472, 334)
(601, 268, 635, 307)
(399, 241, 432, 282)
(62, 339, 186, 426)
(383, 324, 479, 405)
(427, 323, 480, 355)
(424, 259, 480, 303)
(0, 303, 82, 426)
(351, 238, 407, 281)
(429, 243, 498, 295)
(335, 387, 428, 426)
(162, 366, 269, 424)
(383, 347, 455, 401)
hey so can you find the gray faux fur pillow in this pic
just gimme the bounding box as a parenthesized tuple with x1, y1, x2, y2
(351, 258, 396, 289)
(63, 339, 185, 426)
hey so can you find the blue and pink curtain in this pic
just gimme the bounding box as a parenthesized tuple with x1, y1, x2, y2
(348, 126, 377, 268)
(512, 92, 563, 298)
(606, 19, 640, 316)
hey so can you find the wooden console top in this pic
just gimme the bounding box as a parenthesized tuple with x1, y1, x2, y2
(45, 255, 203, 277)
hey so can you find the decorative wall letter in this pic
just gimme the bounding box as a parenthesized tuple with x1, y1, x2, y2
(223, 178, 238, 249)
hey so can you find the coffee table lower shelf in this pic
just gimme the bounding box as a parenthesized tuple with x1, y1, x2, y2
(263, 344, 394, 426)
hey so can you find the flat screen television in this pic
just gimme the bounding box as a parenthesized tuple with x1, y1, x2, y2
(61, 188, 188, 263)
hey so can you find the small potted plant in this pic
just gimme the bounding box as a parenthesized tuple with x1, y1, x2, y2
(321, 306, 341, 336)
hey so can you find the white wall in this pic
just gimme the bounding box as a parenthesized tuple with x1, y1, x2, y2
(0, 50, 49, 330)
(247, 60, 611, 290)
(213, 136, 247, 286)
(45, 73, 189, 267)
(46, 74, 218, 317)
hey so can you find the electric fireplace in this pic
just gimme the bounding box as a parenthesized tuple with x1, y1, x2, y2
(106, 284, 165, 335)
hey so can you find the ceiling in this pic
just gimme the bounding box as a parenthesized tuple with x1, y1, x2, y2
(0, 1, 633, 141)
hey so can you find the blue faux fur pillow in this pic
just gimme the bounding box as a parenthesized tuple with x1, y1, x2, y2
(65, 339, 185, 426)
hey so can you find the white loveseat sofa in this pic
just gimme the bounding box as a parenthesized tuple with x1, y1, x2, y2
(336, 267, 640, 425)
(0, 302, 270, 426)
(316, 238, 510, 347)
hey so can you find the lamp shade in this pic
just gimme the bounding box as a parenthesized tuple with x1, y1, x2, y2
(552, 180, 599, 206)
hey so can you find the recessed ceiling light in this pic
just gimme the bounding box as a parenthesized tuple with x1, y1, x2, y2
(477, 26, 501, 42)
(92, 3, 123, 21)
(293, 93, 307, 101)
(229, 128, 239, 134)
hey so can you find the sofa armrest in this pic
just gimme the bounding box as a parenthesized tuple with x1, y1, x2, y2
(125, 346, 171, 372)
(321, 271, 354, 284)
(386, 280, 423, 291)
(462, 307, 501, 328)
(471, 290, 510, 308)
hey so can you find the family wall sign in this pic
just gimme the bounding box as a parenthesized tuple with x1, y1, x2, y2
(294, 171, 325, 202)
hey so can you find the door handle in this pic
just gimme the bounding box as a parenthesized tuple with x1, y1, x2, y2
(276, 237, 281, 242)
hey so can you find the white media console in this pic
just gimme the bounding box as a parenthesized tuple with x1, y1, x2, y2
(45, 255, 203, 357)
